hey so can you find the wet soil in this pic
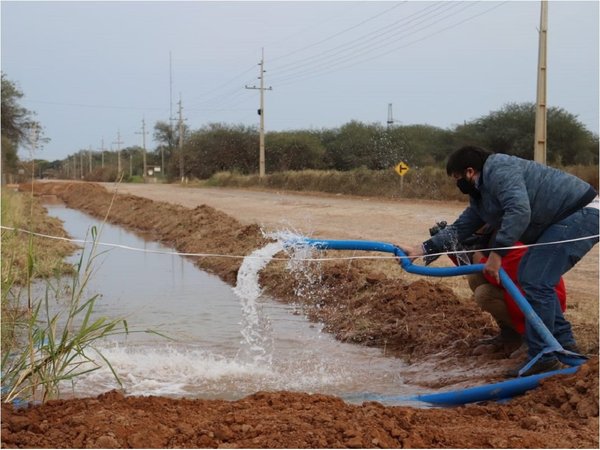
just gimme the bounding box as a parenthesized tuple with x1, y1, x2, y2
(3, 181, 598, 448)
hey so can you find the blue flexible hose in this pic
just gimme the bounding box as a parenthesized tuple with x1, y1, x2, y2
(344, 365, 579, 406)
(298, 238, 587, 405)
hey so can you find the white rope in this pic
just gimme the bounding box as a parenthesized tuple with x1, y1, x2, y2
(2, 225, 598, 263)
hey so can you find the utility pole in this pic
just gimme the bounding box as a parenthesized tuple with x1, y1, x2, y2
(79, 151, 84, 179)
(30, 124, 39, 180)
(113, 130, 124, 174)
(136, 118, 148, 178)
(534, 0, 548, 165)
(169, 51, 174, 136)
(245, 48, 273, 178)
(129, 153, 133, 178)
(100, 137, 105, 168)
(387, 103, 394, 128)
(178, 95, 185, 182)
(166, 50, 173, 178)
(88, 145, 93, 173)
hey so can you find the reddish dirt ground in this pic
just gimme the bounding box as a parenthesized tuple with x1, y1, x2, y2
(2, 181, 598, 448)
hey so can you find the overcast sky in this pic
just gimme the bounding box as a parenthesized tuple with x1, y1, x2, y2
(2, 0, 598, 162)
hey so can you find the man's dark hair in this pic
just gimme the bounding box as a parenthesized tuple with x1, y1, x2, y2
(446, 146, 494, 176)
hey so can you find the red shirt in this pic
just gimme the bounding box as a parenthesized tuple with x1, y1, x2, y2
(478, 244, 567, 334)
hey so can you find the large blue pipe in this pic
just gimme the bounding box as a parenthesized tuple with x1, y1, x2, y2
(298, 238, 586, 405)
(345, 365, 579, 406)
(304, 238, 583, 360)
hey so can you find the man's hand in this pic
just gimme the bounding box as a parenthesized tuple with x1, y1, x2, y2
(484, 251, 502, 283)
(396, 243, 424, 263)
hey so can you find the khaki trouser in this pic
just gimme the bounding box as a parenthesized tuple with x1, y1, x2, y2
(467, 272, 514, 330)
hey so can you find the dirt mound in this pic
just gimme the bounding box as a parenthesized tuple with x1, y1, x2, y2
(2, 361, 598, 448)
(261, 261, 497, 360)
(515, 357, 599, 420)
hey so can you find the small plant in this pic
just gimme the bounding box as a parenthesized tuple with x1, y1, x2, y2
(1, 226, 129, 403)
(2, 187, 165, 404)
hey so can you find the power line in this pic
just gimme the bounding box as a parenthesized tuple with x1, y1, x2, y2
(186, 64, 258, 108)
(26, 99, 168, 111)
(270, 1, 453, 75)
(269, 1, 406, 64)
(269, 2, 476, 84)
(273, 2, 508, 87)
(186, 80, 256, 110)
(24, 4, 500, 122)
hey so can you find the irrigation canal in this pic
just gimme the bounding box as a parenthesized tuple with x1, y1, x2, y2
(44, 202, 422, 403)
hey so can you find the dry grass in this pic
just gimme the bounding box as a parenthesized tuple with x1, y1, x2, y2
(202, 165, 598, 200)
(1, 189, 77, 286)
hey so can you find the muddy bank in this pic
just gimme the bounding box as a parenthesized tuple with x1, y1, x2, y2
(2, 360, 598, 448)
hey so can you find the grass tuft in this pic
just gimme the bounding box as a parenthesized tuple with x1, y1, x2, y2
(1, 188, 160, 403)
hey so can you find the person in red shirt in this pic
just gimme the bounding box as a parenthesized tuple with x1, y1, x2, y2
(428, 222, 567, 356)
(468, 244, 567, 357)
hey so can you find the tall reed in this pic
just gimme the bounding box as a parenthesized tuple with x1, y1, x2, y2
(1, 187, 162, 403)
(1, 224, 130, 403)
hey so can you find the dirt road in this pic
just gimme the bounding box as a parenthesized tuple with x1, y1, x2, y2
(101, 182, 466, 242)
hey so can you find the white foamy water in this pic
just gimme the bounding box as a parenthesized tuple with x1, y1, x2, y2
(42, 204, 421, 402)
(234, 241, 283, 365)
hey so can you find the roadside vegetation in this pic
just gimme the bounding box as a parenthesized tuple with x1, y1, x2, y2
(1, 189, 76, 287)
(0, 189, 130, 404)
(201, 164, 599, 200)
(2, 73, 161, 405)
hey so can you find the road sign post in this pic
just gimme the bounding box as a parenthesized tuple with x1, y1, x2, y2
(394, 161, 410, 195)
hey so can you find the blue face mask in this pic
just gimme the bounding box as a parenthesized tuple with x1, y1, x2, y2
(456, 177, 480, 199)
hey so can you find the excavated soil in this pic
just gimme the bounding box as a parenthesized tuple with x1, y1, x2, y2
(2, 181, 598, 448)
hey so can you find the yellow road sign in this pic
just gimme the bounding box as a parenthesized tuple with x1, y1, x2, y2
(394, 161, 410, 177)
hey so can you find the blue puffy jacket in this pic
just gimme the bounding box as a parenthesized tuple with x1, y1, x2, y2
(424, 153, 596, 256)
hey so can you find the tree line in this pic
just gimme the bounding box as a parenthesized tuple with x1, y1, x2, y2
(2, 73, 598, 184)
(153, 102, 598, 181)
(121, 103, 600, 181)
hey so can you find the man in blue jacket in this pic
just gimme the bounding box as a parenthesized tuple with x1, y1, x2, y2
(399, 146, 598, 376)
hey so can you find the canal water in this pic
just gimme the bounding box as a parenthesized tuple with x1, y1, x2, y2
(44, 203, 420, 402)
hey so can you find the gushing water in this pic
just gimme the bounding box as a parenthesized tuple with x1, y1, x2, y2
(234, 241, 282, 365)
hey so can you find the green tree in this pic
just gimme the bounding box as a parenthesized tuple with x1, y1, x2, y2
(153, 121, 178, 177)
(389, 124, 452, 166)
(1, 74, 40, 173)
(265, 131, 326, 171)
(185, 123, 258, 179)
(547, 107, 598, 165)
(367, 125, 410, 170)
(323, 121, 379, 170)
(452, 102, 598, 164)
